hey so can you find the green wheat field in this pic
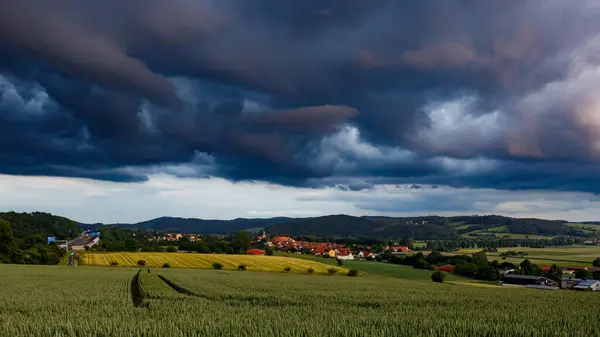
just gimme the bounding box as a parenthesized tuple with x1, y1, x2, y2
(1, 264, 599, 337)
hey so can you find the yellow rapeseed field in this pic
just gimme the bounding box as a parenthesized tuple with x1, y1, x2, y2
(81, 252, 347, 274)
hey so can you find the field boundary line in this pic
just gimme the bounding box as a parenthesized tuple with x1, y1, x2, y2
(487, 254, 591, 264)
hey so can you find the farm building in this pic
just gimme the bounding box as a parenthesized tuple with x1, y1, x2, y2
(573, 280, 600, 291)
(538, 265, 552, 273)
(561, 278, 584, 289)
(502, 275, 558, 287)
(246, 249, 265, 256)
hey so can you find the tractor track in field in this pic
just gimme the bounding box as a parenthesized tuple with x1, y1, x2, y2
(130, 270, 148, 308)
(157, 275, 209, 299)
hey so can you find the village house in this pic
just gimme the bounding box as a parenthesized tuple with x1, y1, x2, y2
(357, 251, 376, 259)
(271, 236, 295, 247)
(388, 246, 410, 253)
(313, 247, 328, 255)
(184, 234, 201, 242)
(336, 252, 354, 260)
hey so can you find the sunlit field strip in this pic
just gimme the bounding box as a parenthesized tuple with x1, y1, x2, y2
(81, 252, 347, 274)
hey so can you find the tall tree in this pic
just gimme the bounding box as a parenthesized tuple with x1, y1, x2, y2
(231, 231, 251, 254)
(0, 219, 16, 262)
(472, 250, 488, 266)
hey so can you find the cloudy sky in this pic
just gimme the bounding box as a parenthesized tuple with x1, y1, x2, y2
(2, 1, 600, 223)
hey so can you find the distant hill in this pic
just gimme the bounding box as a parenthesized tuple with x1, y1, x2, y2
(88, 216, 293, 235)
(0, 211, 81, 241)
(263, 215, 458, 240)
(0, 212, 81, 265)
(65, 213, 597, 240)
(265, 215, 582, 240)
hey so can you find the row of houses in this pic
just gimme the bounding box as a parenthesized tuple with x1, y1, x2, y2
(538, 265, 600, 274)
(583, 239, 600, 246)
(267, 235, 409, 260)
(150, 233, 201, 242)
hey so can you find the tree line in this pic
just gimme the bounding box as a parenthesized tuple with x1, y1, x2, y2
(380, 250, 600, 282)
(0, 218, 66, 265)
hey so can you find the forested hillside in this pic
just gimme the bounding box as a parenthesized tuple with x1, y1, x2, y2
(265, 215, 459, 240)
(104, 217, 290, 234)
(0, 212, 79, 264)
(265, 215, 579, 240)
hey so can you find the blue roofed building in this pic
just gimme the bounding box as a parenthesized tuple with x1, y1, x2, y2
(573, 280, 600, 291)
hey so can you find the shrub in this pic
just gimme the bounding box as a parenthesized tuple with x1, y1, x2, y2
(265, 247, 274, 256)
(575, 269, 590, 279)
(307, 268, 315, 274)
(110, 261, 118, 267)
(347, 269, 359, 277)
(238, 264, 247, 271)
(327, 268, 338, 275)
(212, 262, 223, 270)
(283, 266, 291, 272)
(137, 260, 146, 267)
(162, 263, 171, 268)
(166, 246, 178, 253)
(431, 271, 445, 283)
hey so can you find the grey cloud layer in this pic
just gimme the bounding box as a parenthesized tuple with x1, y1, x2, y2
(1, 0, 600, 192)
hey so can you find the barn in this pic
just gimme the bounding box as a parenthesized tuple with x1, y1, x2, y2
(246, 249, 265, 256)
(502, 275, 558, 287)
(573, 280, 600, 291)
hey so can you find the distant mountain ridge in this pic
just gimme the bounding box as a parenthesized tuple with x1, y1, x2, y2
(76, 214, 594, 240)
(82, 216, 293, 235)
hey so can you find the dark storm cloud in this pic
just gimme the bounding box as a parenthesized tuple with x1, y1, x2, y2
(2, 0, 600, 193)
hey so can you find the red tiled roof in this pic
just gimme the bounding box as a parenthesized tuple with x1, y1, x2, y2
(437, 265, 455, 272)
(313, 247, 327, 254)
(272, 236, 293, 243)
(538, 265, 552, 272)
(246, 249, 265, 255)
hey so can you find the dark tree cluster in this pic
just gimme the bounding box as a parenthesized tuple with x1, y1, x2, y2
(424, 236, 582, 252)
(0, 213, 74, 265)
